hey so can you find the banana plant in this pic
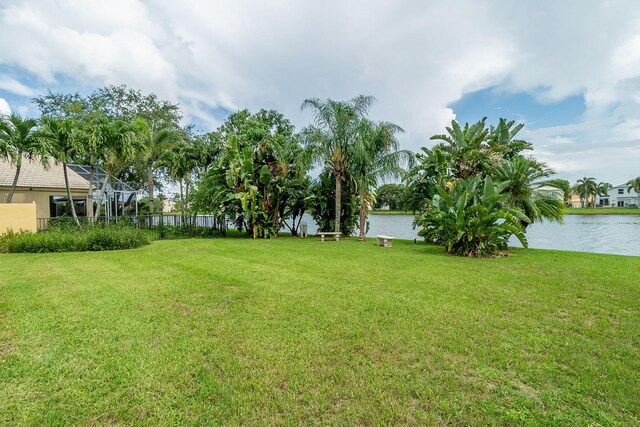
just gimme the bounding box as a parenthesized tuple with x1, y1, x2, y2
(417, 176, 529, 257)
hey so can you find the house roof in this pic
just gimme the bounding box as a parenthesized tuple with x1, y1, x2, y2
(536, 185, 563, 192)
(0, 156, 90, 191)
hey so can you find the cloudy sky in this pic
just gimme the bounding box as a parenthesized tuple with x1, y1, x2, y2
(1, 0, 639, 184)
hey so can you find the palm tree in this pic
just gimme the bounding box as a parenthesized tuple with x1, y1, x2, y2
(301, 95, 375, 233)
(166, 135, 207, 223)
(92, 119, 143, 217)
(135, 118, 182, 214)
(596, 182, 612, 207)
(627, 177, 640, 207)
(72, 121, 104, 218)
(0, 129, 8, 159)
(351, 119, 413, 240)
(39, 118, 82, 226)
(495, 156, 563, 228)
(574, 177, 597, 208)
(0, 114, 47, 202)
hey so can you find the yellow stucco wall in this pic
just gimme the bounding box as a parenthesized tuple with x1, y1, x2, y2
(0, 188, 88, 218)
(0, 202, 37, 234)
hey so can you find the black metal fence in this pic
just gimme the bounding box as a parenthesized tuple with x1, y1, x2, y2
(37, 214, 227, 240)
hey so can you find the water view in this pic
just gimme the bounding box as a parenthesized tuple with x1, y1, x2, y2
(295, 214, 640, 256)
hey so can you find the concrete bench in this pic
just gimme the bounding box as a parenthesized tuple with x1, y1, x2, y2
(317, 231, 342, 242)
(376, 235, 396, 248)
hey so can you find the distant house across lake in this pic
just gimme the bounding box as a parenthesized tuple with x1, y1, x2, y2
(535, 185, 564, 201)
(597, 184, 640, 207)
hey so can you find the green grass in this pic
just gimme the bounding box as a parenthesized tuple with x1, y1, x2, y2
(1, 238, 639, 425)
(564, 207, 640, 215)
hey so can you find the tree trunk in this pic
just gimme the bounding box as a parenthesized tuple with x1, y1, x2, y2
(179, 179, 185, 226)
(63, 162, 81, 226)
(6, 157, 22, 203)
(272, 193, 282, 231)
(358, 191, 366, 241)
(295, 211, 304, 234)
(147, 165, 155, 214)
(94, 173, 109, 218)
(334, 177, 342, 233)
(87, 164, 95, 219)
(185, 176, 191, 219)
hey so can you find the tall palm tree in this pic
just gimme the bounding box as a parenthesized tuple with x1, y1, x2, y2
(0, 128, 8, 159)
(39, 118, 82, 226)
(574, 177, 597, 208)
(627, 177, 640, 207)
(72, 121, 103, 218)
(301, 95, 375, 232)
(596, 182, 612, 207)
(0, 114, 47, 202)
(135, 118, 182, 214)
(351, 119, 413, 240)
(92, 119, 143, 217)
(166, 135, 207, 223)
(495, 156, 563, 228)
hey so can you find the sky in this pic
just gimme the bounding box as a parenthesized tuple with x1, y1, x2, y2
(0, 0, 639, 185)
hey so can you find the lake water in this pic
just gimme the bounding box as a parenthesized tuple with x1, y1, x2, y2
(294, 213, 640, 256)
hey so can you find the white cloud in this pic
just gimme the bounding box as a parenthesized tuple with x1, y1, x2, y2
(0, 76, 36, 96)
(0, 0, 639, 183)
(0, 98, 10, 116)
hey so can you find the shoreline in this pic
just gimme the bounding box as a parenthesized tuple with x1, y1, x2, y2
(370, 208, 640, 216)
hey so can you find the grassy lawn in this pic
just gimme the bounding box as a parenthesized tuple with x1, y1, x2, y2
(564, 207, 640, 215)
(1, 238, 639, 425)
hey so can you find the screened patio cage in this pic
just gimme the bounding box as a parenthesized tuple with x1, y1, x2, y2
(68, 164, 142, 219)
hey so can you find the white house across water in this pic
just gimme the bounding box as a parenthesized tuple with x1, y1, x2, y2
(597, 184, 640, 207)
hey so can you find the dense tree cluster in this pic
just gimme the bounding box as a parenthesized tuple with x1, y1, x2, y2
(373, 184, 407, 211)
(190, 109, 309, 238)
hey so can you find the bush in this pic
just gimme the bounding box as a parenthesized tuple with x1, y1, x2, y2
(0, 226, 151, 253)
(416, 176, 529, 257)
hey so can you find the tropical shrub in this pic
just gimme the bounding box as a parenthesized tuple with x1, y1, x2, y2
(0, 227, 150, 253)
(406, 118, 537, 213)
(406, 117, 564, 256)
(416, 176, 529, 257)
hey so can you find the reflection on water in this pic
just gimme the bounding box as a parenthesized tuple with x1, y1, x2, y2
(293, 213, 640, 256)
